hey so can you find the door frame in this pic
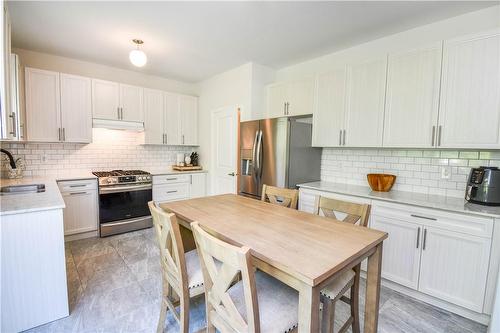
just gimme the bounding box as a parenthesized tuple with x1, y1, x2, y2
(210, 105, 240, 195)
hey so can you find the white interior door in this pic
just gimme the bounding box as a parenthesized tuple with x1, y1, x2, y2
(211, 106, 238, 195)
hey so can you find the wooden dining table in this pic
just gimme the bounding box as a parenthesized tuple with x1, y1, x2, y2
(160, 194, 387, 333)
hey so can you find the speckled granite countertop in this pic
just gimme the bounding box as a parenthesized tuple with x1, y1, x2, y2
(298, 181, 500, 219)
(0, 173, 96, 216)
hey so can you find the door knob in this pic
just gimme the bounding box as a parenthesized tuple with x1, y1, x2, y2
(228, 172, 237, 176)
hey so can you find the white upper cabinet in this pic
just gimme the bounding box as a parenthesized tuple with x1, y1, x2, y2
(119, 84, 143, 122)
(60, 74, 92, 143)
(383, 43, 442, 148)
(179, 94, 198, 145)
(266, 78, 315, 118)
(143, 88, 165, 144)
(344, 57, 387, 147)
(267, 83, 288, 118)
(312, 69, 346, 147)
(165, 93, 181, 145)
(92, 79, 120, 120)
(25, 68, 61, 142)
(287, 78, 315, 116)
(438, 30, 500, 149)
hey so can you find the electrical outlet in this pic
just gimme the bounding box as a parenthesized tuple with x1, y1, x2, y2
(440, 166, 452, 179)
(41, 154, 48, 163)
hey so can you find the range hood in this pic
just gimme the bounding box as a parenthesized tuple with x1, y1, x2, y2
(92, 118, 144, 131)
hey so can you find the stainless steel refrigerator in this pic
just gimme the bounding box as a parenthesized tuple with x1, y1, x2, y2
(239, 116, 321, 199)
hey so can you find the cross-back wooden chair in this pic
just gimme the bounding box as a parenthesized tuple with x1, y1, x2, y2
(191, 221, 299, 333)
(261, 184, 299, 209)
(314, 196, 371, 333)
(148, 202, 205, 333)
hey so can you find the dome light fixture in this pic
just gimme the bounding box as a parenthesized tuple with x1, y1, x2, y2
(129, 39, 147, 67)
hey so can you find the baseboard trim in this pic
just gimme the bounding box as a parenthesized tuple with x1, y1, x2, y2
(64, 230, 98, 242)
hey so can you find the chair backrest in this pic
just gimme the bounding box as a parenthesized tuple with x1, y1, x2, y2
(192, 222, 260, 333)
(261, 184, 299, 209)
(148, 201, 189, 299)
(315, 196, 371, 227)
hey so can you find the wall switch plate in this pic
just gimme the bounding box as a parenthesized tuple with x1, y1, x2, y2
(441, 166, 452, 179)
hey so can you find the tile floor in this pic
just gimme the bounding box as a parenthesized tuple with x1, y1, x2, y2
(26, 228, 488, 333)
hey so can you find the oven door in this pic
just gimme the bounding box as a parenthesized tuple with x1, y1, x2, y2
(98, 184, 152, 223)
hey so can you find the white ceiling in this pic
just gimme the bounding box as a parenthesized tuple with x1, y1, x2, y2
(8, 1, 497, 83)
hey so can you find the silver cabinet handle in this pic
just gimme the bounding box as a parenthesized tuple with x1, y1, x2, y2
(437, 125, 442, 146)
(69, 191, 88, 195)
(416, 227, 421, 249)
(339, 130, 342, 146)
(410, 214, 437, 221)
(9, 112, 16, 136)
(166, 190, 177, 194)
(342, 130, 346, 146)
(182, 134, 185, 144)
(422, 228, 427, 250)
(69, 184, 86, 188)
(283, 102, 286, 115)
(58, 128, 61, 141)
(431, 126, 436, 146)
(117, 107, 120, 119)
(62, 128, 66, 141)
(286, 102, 290, 115)
(166, 177, 177, 181)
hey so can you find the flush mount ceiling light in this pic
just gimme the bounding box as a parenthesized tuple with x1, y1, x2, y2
(129, 39, 147, 67)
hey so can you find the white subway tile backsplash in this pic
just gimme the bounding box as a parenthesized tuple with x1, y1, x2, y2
(1, 128, 196, 177)
(321, 148, 499, 198)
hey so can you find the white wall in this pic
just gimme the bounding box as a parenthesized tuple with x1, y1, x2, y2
(275, 5, 500, 81)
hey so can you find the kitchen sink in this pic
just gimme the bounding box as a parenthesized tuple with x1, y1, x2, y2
(0, 184, 46, 195)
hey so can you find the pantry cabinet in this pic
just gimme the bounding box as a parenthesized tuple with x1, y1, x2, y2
(312, 69, 346, 147)
(383, 43, 442, 148)
(60, 73, 92, 143)
(25, 68, 61, 142)
(438, 30, 500, 149)
(344, 57, 387, 147)
(266, 78, 315, 118)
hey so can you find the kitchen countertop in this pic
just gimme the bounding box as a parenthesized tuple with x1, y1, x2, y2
(0, 173, 96, 216)
(298, 181, 500, 219)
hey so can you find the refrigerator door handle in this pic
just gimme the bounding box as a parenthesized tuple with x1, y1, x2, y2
(256, 130, 263, 178)
(252, 130, 259, 176)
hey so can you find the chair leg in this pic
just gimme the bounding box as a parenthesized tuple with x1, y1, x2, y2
(157, 278, 169, 333)
(179, 294, 190, 333)
(320, 295, 335, 333)
(351, 265, 361, 333)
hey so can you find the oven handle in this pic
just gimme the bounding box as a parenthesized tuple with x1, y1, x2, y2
(100, 184, 152, 194)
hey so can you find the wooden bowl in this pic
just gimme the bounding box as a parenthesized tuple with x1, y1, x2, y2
(367, 174, 396, 192)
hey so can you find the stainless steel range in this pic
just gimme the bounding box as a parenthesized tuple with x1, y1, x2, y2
(92, 170, 153, 237)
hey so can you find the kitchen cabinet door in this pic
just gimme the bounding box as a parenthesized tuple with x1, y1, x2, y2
(419, 226, 491, 312)
(438, 30, 500, 149)
(267, 83, 287, 118)
(370, 215, 422, 290)
(61, 190, 98, 235)
(25, 68, 61, 142)
(179, 94, 198, 145)
(120, 84, 144, 122)
(287, 78, 315, 116)
(164, 93, 181, 145)
(92, 79, 120, 120)
(143, 88, 165, 144)
(60, 73, 92, 143)
(344, 57, 387, 147)
(383, 44, 442, 148)
(312, 69, 346, 147)
(189, 173, 206, 198)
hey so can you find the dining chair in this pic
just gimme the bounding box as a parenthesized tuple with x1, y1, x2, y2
(148, 201, 205, 333)
(314, 196, 371, 333)
(191, 221, 299, 333)
(261, 184, 299, 209)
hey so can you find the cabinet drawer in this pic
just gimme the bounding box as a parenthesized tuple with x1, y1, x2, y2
(372, 201, 493, 238)
(153, 174, 190, 185)
(153, 183, 189, 202)
(58, 179, 97, 193)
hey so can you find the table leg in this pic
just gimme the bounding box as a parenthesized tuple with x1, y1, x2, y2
(364, 243, 383, 333)
(297, 283, 320, 333)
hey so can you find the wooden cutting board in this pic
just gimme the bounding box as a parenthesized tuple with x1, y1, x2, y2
(172, 165, 203, 171)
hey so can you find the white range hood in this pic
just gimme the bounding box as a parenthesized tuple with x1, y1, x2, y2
(92, 118, 144, 131)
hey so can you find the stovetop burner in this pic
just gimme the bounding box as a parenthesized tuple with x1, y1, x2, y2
(92, 170, 152, 186)
(92, 170, 150, 177)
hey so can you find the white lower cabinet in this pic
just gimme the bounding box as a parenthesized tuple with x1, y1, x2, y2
(370, 215, 421, 290)
(419, 227, 491, 312)
(153, 173, 206, 203)
(58, 179, 98, 235)
(298, 187, 494, 316)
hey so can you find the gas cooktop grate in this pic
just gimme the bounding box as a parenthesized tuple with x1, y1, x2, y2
(92, 170, 150, 177)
